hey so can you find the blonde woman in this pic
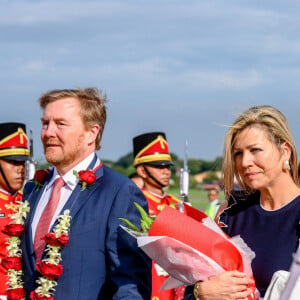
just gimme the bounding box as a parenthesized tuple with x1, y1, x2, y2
(185, 105, 300, 300)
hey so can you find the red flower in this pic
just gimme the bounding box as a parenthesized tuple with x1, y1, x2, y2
(6, 287, 26, 300)
(2, 224, 24, 237)
(73, 162, 102, 191)
(33, 169, 49, 188)
(78, 170, 96, 185)
(30, 290, 54, 300)
(42, 232, 69, 247)
(36, 261, 63, 280)
(1, 256, 22, 270)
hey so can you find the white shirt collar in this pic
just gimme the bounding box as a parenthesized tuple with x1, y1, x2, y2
(0, 188, 15, 196)
(146, 189, 166, 199)
(48, 153, 99, 191)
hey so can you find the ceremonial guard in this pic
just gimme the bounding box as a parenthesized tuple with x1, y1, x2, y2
(133, 132, 184, 300)
(0, 123, 30, 299)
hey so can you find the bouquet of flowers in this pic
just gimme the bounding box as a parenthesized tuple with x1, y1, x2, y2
(120, 202, 259, 300)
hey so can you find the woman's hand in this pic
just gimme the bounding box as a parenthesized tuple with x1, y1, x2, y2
(195, 270, 254, 300)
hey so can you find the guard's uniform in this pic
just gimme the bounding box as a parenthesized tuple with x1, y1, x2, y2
(0, 123, 30, 298)
(133, 132, 185, 300)
(141, 188, 184, 300)
(0, 190, 22, 294)
(142, 188, 180, 215)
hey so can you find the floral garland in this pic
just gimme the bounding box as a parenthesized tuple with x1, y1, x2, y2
(30, 210, 71, 300)
(1, 202, 71, 300)
(1, 200, 30, 300)
(2, 161, 102, 299)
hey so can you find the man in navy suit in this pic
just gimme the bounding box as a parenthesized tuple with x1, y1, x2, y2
(21, 88, 151, 299)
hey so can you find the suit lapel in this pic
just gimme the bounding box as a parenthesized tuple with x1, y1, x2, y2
(28, 170, 54, 225)
(25, 170, 54, 269)
(31, 155, 103, 262)
(61, 167, 103, 220)
(49, 156, 104, 231)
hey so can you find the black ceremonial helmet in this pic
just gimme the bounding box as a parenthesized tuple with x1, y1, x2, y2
(0, 122, 30, 192)
(133, 131, 173, 167)
(0, 122, 30, 161)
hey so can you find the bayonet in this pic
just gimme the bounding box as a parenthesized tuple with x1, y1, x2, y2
(25, 128, 36, 182)
(179, 140, 189, 209)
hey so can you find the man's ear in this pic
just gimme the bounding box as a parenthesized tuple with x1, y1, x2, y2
(136, 165, 147, 179)
(87, 124, 100, 145)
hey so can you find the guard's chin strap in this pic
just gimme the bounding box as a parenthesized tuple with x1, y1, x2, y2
(143, 165, 167, 188)
(0, 162, 13, 192)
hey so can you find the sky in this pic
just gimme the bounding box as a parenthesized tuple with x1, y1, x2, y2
(1, 0, 300, 163)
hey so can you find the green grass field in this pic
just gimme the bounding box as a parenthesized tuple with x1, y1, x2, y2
(166, 187, 226, 211)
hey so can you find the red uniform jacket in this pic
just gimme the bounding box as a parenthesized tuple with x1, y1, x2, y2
(141, 188, 185, 300)
(0, 190, 22, 295)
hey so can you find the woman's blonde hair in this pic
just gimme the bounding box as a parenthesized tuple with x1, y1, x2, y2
(222, 105, 298, 196)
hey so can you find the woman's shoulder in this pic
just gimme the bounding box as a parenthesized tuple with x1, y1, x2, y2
(217, 190, 259, 228)
(225, 190, 259, 213)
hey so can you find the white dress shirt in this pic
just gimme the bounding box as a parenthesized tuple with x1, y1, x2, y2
(31, 152, 100, 240)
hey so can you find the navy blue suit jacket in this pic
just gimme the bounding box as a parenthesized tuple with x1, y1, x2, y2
(21, 159, 151, 299)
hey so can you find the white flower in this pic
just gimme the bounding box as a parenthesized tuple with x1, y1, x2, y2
(8, 200, 30, 224)
(35, 277, 57, 296)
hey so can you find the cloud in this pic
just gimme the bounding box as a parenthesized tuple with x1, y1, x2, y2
(20, 60, 46, 72)
(0, 1, 131, 25)
(1, 0, 300, 161)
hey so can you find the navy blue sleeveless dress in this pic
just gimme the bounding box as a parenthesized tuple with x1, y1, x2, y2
(219, 191, 300, 297)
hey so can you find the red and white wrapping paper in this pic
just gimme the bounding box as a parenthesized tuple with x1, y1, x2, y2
(136, 204, 259, 300)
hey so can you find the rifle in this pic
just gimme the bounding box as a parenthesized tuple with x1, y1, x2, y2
(178, 140, 189, 212)
(280, 242, 300, 300)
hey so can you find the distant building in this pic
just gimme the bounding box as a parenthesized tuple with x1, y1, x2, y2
(194, 171, 222, 183)
(194, 171, 222, 190)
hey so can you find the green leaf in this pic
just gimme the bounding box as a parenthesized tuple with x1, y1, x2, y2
(133, 202, 154, 228)
(119, 218, 140, 232)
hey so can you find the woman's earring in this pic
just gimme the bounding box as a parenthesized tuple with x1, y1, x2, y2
(283, 160, 291, 171)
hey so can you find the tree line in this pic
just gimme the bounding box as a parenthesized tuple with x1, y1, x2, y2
(104, 152, 223, 188)
(36, 152, 223, 188)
